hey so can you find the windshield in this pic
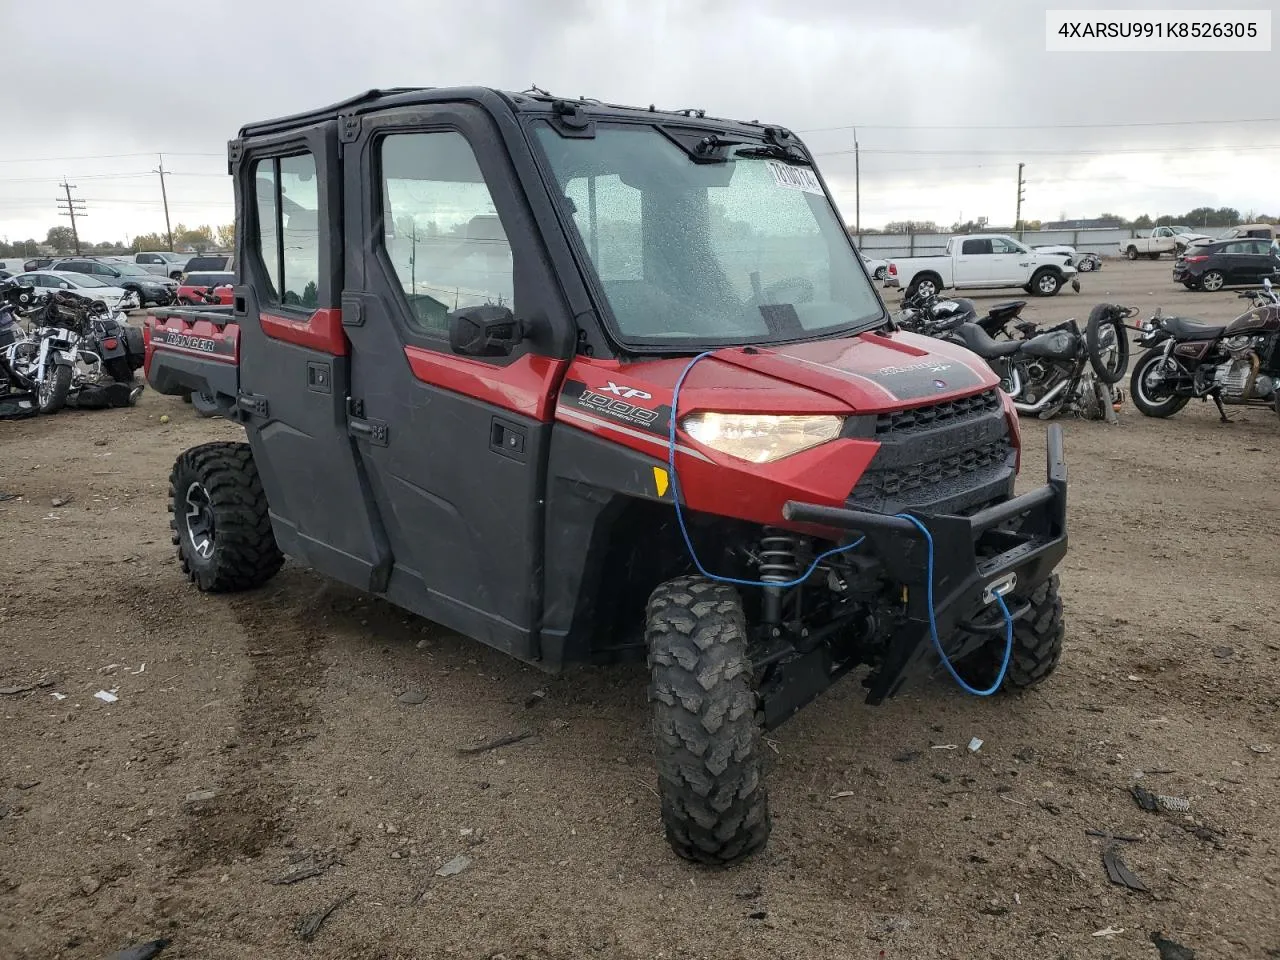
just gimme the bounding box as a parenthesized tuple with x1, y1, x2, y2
(532, 122, 883, 347)
(111, 264, 150, 277)
(59, 273, 110, 288)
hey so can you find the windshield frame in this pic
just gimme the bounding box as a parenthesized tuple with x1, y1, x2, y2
(524, 117, 888, 354)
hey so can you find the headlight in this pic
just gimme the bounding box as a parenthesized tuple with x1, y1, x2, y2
(680, 412, 844, 463)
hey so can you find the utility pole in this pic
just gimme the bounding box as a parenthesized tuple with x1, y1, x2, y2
(853, 125, 861, 236)
(1015, 163, 1026, 237)
(154, 154, 174, 252)
(56, 179, 86, 255)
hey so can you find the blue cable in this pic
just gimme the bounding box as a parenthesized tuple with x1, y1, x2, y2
(667, 352, 1015, 695)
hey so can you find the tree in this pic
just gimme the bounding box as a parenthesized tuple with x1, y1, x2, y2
(130, 232, 169, 253)
(215, 223, 236, 248)
(1132, 214, 1153, 229)
(172, 223, 215, 252)
(883, 220, 939, 234)
(46, 226, 77, 254)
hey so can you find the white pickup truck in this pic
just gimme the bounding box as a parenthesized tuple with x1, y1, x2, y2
(1119, 225, 1210, 260)
(885, 234, 1079, 298)
(132, 251, 193, 279)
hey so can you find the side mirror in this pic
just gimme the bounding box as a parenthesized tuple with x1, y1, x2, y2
(448, 304, 523, 357)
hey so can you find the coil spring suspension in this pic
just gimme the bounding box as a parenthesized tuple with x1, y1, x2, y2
(758, 527, 800, 627)
(758, 528, 800, 583)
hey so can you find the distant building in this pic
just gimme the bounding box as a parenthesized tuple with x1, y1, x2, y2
(1041, 218, 1124, 230)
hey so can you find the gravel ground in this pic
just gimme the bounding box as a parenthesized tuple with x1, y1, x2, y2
(1, 258, 1277, 959)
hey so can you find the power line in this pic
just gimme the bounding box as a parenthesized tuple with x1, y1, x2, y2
(800, 117, 1280, 133)
(0, 152, 224, 164)
(814, 143, 1280, 158)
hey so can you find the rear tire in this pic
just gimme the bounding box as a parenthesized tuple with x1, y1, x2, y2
(906, 274, 942, 300)
(1200, 270, 1225, 292)
(1129, 350, 1190, 418)
(1125, 246, 1139, 260)
(168, 441, 283, 592)
(647, 576, 770, 866)
(963, 575, 1065, 691)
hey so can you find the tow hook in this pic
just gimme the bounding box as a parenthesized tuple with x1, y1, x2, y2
(983, 573, 1017, 605)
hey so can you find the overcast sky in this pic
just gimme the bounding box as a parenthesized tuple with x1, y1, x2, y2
(2, 0, 1276, 245)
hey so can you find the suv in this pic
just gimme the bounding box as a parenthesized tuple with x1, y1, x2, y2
(142, 86, 1070, 866)
(49, 257, 177, 307)
(179, 254, 233, 279)
(135, 251, 192, 279)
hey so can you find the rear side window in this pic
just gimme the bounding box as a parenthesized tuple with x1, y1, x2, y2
(961, 239, 992, 255)
(379, 131, 515, 335)
(252, 153, 320, 309)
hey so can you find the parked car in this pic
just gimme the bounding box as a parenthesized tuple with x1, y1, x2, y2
(14, 270, 139, 309)
(885, 234, 1079, 298)
(134, 251, 192, 279)
(1120, 225, 1210, 260)
(178, 255, 233, 280)
(48, 257, 177, 307)
(0, 258, 30, 274)
(0, 269, 13, 280)
(22, 257, 56, 272)
(175, 271, 235, 304)
(1187, 223, 1277, 249)
(1032, 244, 1102, 272)
(860, 253, 888, 280)
(1171, 238, 1280, 291)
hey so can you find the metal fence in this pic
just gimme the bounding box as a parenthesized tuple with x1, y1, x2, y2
(852, 228, 1177, 261)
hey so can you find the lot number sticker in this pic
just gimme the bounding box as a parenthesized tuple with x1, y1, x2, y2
(765, 160, 823, 194)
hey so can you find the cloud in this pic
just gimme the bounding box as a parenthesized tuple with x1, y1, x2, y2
(1, 0, 1275, 242)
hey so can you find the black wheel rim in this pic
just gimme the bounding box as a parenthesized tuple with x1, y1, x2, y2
(38, 375, 53, 407)
(185, 481, 216, 560)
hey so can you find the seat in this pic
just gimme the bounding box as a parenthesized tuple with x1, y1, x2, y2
(1021, 329, 1079, 360)
(986, 300, 1027, 324)
(1162, 317, 1225, 340)
(952, 321, 1022, 359)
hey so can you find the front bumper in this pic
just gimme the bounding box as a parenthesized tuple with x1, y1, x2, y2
(782, 424, 1068, 705)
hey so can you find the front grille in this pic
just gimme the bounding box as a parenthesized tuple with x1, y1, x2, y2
(875, 388, 1002, 436)
(851, 389, 1015, 516)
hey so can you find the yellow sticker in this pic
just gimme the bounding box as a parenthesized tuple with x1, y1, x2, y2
(653, 466, 670, 498)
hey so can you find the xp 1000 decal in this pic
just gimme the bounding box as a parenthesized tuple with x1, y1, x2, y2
(560, 379, 671, 435)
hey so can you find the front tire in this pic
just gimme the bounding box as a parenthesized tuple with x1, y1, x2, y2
(1125, 246, 1139, 261)
(168, 441, 283, 592)
(1031, 269, 1062, 296)
(1129, 350, 1191, 418)
(1085, 303, 1130, 384)
(646, 576, 770, 866)
(962, 575, 1065, 691)
(38, 363, 72, 414)
(906, 274, 942, 300)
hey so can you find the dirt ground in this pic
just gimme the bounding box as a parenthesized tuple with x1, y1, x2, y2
(1, 257, 1277, 960)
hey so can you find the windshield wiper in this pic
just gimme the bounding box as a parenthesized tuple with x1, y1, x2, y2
(733, 143, 808, 162)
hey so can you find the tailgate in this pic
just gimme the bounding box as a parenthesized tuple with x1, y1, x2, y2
(144, 306, 240, 403)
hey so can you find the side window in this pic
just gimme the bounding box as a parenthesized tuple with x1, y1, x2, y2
(252, 154, 320, 308)
(1221, 242, 1245, 255)
(380, 131, 514, 336)
(990, 238, 1018, 254)
(961, 239, 992, 255)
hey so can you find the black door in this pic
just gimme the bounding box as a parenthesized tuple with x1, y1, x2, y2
(234, 124, 391, 591)
(339, 104, 578, 662)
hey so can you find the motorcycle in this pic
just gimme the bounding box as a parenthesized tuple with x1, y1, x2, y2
(929, 302, 1133, 421)
(1, 285, 145, 414)
(896, 289, 1029, 339)
(0, 284, 40, 419)
(1129, 278, 1280, 422)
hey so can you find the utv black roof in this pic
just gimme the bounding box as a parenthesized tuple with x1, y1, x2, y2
(234, 86, 796, 143)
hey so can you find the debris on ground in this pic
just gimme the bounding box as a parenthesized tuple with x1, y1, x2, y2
(16, 781, 39, 791)
(269, 852, 342, 885)
(296, 891, 354, 942)
(50, 496, 71, 508)
(830, 790, 857, 800)
(1092, 926, 1124, 938)
(1131, 785, 1191, 813)
(94, 690, 119, 704)
(931, 744, 958, 751)
(397, 688, 427, 706)
(1249, 744, 1273, 754)
(1086, 829, 1143, 842)
(967, 738, 984, 753)
(456, 730, 534, 755)
(1211, 646, 1235, 659)
(1102, 845, 1149, 893)
(184, 789, 218, 803)
(435, 854, 472, 877)
(1150, 931, 1196, 960)
(524, 689, 547, 708)
(0, 683, 35, 696)
(104, 939, 170, 960)
(0, 493, 19, 503)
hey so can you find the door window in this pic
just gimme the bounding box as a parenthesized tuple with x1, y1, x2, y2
(990, 238, 1022, 254)
(961, 239, 993, 255)
(379, 131, 515, 336)
(252, 152, 320, 308)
